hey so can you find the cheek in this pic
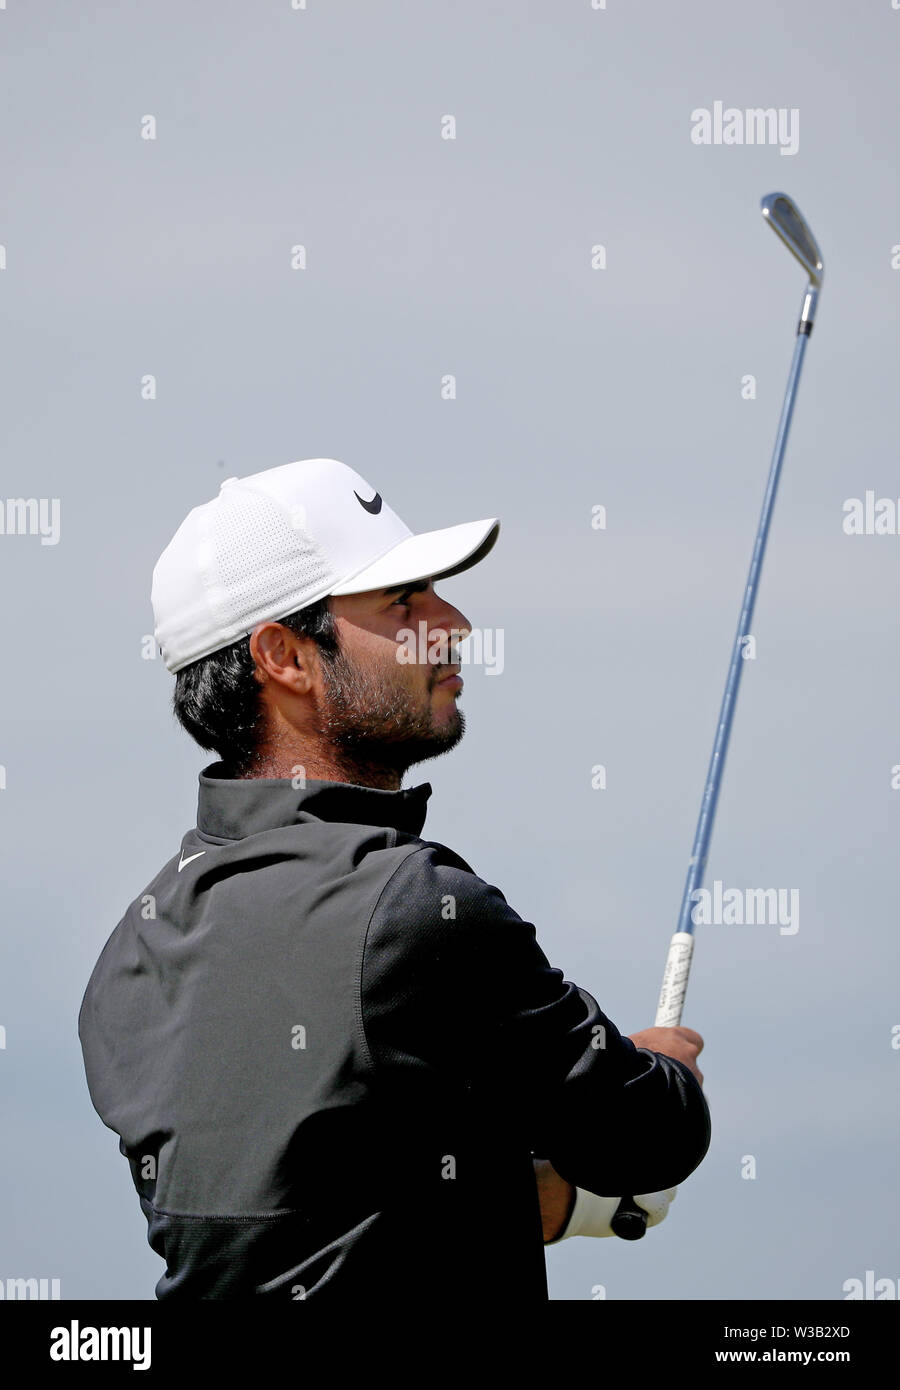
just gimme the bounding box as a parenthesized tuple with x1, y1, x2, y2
(347, 622, 428, 684)
(353, 630, 419, 687)
(391, 641, 427, 684)
(384, 627, 426, 677)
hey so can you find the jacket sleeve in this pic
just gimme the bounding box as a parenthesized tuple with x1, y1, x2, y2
(359, 842, 711, 1198)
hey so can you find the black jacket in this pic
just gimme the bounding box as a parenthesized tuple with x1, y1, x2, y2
(78, 763, 710, 1302)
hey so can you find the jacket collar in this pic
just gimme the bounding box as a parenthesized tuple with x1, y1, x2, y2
(197, 762, 433, 840)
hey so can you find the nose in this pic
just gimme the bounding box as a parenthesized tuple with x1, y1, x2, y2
(425, 589, 471, 660)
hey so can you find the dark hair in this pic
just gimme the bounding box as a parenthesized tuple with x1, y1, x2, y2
(172, 597, 339, 775)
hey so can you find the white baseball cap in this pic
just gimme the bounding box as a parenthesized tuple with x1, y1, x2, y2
(151, 457, 500, 673)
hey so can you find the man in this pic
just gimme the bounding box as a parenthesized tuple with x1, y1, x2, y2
(78, 456, 710, 1302)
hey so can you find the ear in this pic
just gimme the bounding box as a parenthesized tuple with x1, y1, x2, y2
(248, 623, 316, 694)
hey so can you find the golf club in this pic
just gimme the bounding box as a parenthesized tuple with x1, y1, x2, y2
(609, 193, 824, 1240)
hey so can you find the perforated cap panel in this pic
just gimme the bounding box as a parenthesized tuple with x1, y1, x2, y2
(204, 485, 333, 642)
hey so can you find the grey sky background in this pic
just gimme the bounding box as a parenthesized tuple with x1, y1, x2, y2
(1, 0, 898, 1301)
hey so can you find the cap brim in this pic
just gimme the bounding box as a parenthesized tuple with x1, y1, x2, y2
(330, 518, 500, 596)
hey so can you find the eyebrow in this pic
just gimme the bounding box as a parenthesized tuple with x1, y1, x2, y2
(381, 578, 431, 599)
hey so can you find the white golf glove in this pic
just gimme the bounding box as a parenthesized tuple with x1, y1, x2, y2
(548, 1185, 676, 1242)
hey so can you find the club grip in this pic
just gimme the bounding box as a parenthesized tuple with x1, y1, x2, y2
(611, 934, 695, 1241)
(610, 1196, 648, 1240)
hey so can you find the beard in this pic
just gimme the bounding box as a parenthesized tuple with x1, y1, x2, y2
(313, 642, 465, 784)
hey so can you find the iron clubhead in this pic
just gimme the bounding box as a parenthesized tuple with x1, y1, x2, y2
(761, 192, 824, 288)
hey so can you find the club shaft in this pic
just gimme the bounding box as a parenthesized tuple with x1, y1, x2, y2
(610, 321, 812, 1243)
(669, 327, 809, 969)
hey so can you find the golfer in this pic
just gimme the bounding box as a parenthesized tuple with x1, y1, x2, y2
(78, 456, 710, 1302)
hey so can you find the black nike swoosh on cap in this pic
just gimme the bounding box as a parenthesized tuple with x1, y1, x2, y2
(354, 489, 383, 515)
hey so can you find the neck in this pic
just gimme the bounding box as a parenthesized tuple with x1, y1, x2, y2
(236, 746, 403, 791)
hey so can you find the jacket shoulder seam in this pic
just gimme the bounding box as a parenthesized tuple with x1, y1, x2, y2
(354, 842, 439, 1078)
